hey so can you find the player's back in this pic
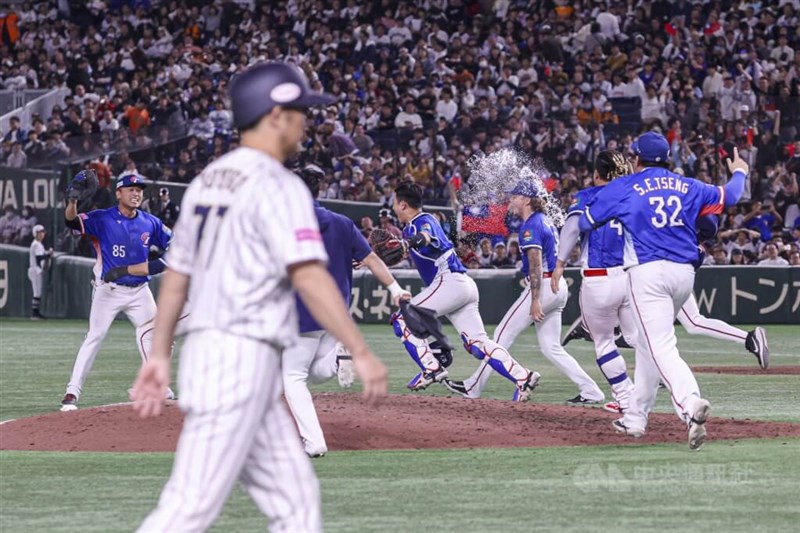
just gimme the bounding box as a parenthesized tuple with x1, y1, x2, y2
(403, 212, 466, 285)
(296, 206, 371, 333)
(167, 147, 325, 345)
(572, 187, 624, 268)
(619, 168, 723, 265)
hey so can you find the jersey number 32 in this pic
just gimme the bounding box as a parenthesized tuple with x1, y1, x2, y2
(649, 196, 684, 228)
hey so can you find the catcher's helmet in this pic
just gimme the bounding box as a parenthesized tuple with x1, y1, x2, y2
(230, 62, 336, 129)
(297, 164, 325, 196)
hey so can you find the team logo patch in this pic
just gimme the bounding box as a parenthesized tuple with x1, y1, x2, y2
(523, 230, 532, 239)
(141, 232, 150, 245)
(420, 223, 433, 233)
(130, 176, 139, 183)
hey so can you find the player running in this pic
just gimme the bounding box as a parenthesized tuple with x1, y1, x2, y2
(445, 181, 604, 404)
(283, 164, 410, 458)
(130, 62, 386, 532)
(390, 180, 541, 401)
(60, 171, 175, 411)
(550, 150, 637, 414)
(580, 131, 748, 450)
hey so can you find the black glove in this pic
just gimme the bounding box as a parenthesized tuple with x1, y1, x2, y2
(103, 266, 129, 282)
(407, 232, 427, 249)
(66, 169, 99, 203)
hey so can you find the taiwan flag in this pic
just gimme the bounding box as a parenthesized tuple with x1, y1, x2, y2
(462, 204, 510, 237)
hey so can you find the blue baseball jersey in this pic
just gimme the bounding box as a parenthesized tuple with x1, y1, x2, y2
(297, 204, 372, 333)
(583, 167, 725, 266)
(79, 207, 173, 285)
(518, 211, 558, 276)
(403, 212, 466, 286)
(568, 187, 624, 268)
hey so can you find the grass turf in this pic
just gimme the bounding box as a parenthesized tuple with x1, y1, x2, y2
(0, 319, 798, 532)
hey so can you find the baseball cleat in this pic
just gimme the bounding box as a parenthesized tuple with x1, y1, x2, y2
(614, 327, 634, 349)
(407, 366, 448, 391)
(565, 395, 601, 406)
(562, 317, 592, 346)
(442, 379, 470, 398)
(745, 327, 769, 369)
(335, 344, 355, 388)
(688, 399, 711, 451)
(60, 393, 78, 412)
(165, 388, 176, 400)
(603, 401, 623, 414)
(612, 418, 645, 438)
(512, 371, 541, 402)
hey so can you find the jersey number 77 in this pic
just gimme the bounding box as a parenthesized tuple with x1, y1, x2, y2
(194, 204, 229, 266)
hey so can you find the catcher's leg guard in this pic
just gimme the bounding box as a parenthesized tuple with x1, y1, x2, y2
(460, 333, 518, 382)
(391, 312, 439, 372)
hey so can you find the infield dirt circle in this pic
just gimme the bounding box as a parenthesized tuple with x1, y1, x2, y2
(2, 392, 799, 453)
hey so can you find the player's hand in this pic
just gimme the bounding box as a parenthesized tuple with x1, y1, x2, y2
(130, 356, 171, 418)
(530, 299, 544, 322)
(392, 291, 412, 307)
(550, 265, 564, 294)
(352, 349, 388, 407)
(726, 147, 749, 175)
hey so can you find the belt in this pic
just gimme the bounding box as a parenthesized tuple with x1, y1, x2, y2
(543, 272, 553, 279)
(583, 268, 608, 277)
(113, 281, 146, 288)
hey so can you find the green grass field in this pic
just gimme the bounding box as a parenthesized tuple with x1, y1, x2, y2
(1, 319, 798, 532)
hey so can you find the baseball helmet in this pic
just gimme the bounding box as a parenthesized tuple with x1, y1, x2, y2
(229, 62, 336, 129)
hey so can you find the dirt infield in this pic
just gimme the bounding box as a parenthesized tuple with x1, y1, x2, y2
(2, 393, 799, 453)
(693, 366, 800, 375)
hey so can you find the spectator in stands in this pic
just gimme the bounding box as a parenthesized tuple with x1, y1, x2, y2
(758, 243, 789, 266)
(744, 201, 783, 242)
(476, 237, 494, 267)
(153, 187, 180, 229)
(730, 249, 747, 265)
(491, 242, 514, 268)
(5, 142, 27, 168)
(360, 216, 374, 240)
(3, 116, 26, 143)
(15, 205, 37, 245)
(378, 208, 402, 239)
(0, 205, 21, 244)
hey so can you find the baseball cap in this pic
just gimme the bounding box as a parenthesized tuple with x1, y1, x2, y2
(379, 208, 392, 218)
(159, 187, 169, 195)
(116, 174, 147, 190)
(507, 181, 540, 198)
(33, 224, 45, 234)
(631, 132, 670, 163)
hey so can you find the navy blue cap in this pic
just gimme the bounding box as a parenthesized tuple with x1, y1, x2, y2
(632, 131, 670, 163)
(507, 181, 540, 198)
(230, 62, 336, 128)
(116, 174, 147, 190)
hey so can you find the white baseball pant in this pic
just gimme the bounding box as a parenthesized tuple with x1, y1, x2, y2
(281, 330, 339, 457)
(66, 282, 171, 399)
(404, 271, 531, 384)
(463, 276, 604, 401)
(622, 261, 708, 432)
(677, 293, 747, 344)
(138, 330, 321, 533)
(579, 267, 636, 409)
(27, 266, 43, 298)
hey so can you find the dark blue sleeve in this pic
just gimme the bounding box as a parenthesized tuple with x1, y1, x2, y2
(350, 220, 372, 262)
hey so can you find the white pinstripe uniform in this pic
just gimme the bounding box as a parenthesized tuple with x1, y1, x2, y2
(137, 147, 327, 533)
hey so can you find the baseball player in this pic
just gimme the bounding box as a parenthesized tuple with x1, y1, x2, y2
(549, 150, 637, 414)
(391, 180, 541, 401)
(60, 171, 175, 411)
(28, 224, 52, 320)
(283, 164, 410, 458)
(580, 131, 747, 450)
(130, 62, 387, 533)
(445, 181, 605, 404)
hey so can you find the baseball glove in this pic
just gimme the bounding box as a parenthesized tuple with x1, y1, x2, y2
(369, 228, 405, 267)
(66, 169, 99, 203)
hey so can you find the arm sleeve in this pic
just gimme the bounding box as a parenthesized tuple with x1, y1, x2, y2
(582, 179, 628, 230)
(148, 257, 167, 276)
(351, 221, 372, 262)
(65, 218, 81, 230)
(721, 170, 746, 207)
(557, 215, 581, 262)
(151, 219, 174, 250)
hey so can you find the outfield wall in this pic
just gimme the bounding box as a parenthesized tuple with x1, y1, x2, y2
(1, 245, 796, 325)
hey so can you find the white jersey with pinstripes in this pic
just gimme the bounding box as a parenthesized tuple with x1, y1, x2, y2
(167, 146, 327, 346)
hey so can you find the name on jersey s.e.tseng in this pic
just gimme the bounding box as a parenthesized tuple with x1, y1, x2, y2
(633, 177, 690, 196)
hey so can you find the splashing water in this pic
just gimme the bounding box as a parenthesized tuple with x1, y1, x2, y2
(460, 148, 566, 228)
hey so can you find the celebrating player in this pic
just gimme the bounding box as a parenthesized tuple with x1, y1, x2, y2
(130, 62, 387, 532)
(549, 150, 637, 414)
(445, 181, 604, 404)
(27, 224, 52, 320)
(390, 180, 541, 401)
(580, 131, 747, 450)
(60, 171, 175, 411)
(283, 164, 410, 458)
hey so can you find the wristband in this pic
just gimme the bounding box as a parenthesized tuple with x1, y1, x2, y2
(387, 281, 405, 300)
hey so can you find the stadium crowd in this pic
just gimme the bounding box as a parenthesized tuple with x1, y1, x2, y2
(0, 0, 798, 265)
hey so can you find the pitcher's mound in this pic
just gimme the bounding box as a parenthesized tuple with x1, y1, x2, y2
(2, 394, 798, 452)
